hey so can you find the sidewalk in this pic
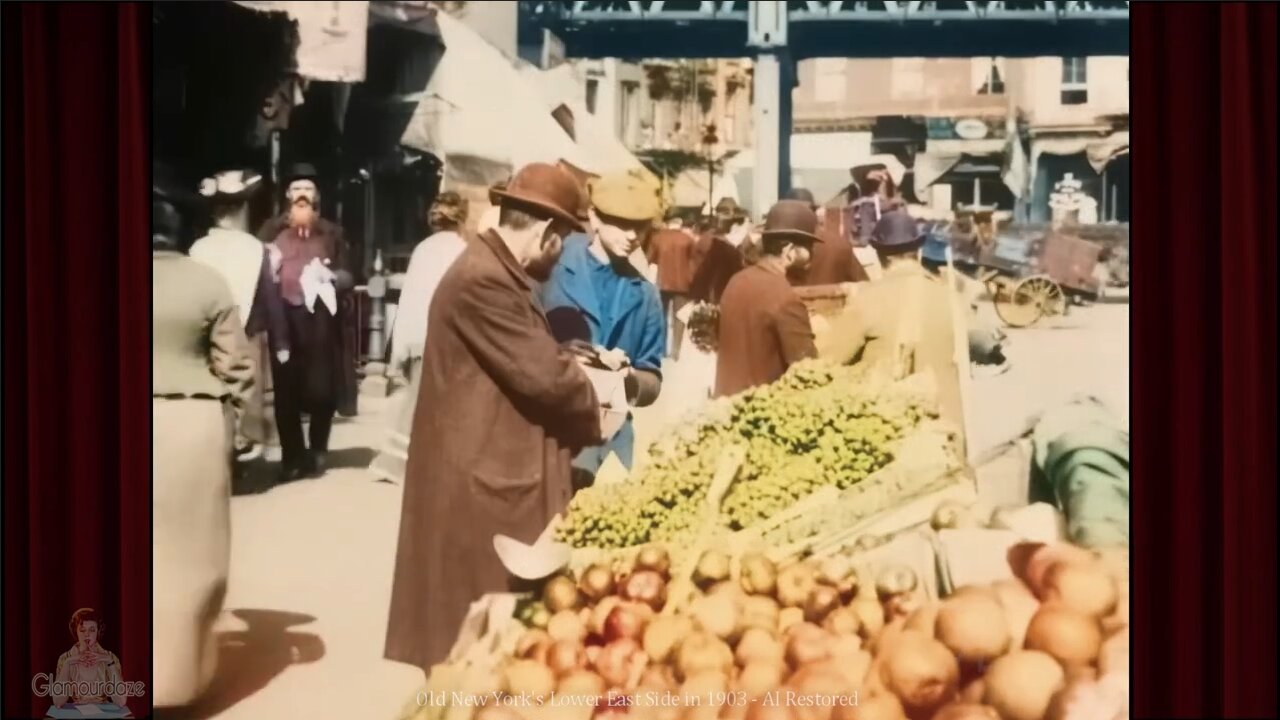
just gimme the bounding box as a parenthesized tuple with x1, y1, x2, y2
(156, 395, 424, 720)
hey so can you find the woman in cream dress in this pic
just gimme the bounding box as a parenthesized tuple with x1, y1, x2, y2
(152, 165, 255, 708)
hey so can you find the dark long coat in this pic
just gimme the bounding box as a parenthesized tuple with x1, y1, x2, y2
(257, 214, 359, 415)
(715, 264, 817, 397)
(384, 229, 602, 671)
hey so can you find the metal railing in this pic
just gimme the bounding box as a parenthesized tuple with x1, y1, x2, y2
(529, 0, 1129, 23)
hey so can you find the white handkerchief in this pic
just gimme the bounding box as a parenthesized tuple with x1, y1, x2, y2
(300, 258, 338, 315)
(675, 302, 697, 325)
(582, 367, 630, 441)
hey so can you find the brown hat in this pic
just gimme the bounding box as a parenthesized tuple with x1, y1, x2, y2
(761, 200, 823, 245)
(491, 163, 586, 231)
(488, 179, 509, 206)
(783, 187, 818, 209)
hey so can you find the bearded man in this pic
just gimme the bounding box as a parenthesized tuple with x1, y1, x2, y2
(715, 200, 821, 397)
(385, 163, 603, 674)
(257, 163, 354, 482)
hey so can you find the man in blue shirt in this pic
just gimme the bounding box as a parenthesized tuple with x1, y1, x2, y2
(540, 170, 667, 480)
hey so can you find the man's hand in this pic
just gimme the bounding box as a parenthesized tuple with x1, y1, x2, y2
(562, 339, 598, 362)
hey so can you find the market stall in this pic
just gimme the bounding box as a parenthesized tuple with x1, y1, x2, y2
(393, 330, 1130, 719)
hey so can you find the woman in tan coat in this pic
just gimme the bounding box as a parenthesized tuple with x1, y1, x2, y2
(151, 166, 255, 708)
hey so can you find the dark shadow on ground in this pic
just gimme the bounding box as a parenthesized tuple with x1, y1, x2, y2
(324, 446, 376, 471)
(153, 610, 324, 720)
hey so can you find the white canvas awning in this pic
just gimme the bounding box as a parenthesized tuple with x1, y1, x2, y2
(518, 64, 656, 180)
(399, 11, 586, 187)
(1031, 131, 1130, 174)
(234, 1, 369, 82)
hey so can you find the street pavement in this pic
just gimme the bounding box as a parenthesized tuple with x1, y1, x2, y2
(158, 301, 1128, 720)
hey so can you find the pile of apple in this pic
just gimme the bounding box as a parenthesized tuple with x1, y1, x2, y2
(492, 540, 1127, 720)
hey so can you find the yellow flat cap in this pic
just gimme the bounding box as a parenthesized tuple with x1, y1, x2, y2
(588, 169, 665, 222)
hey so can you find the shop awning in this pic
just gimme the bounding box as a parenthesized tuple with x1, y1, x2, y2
(233, 1, 369, 82)
(518, 64, 656, 180)
(1031, 131, 1130, 174)
(914, 132, 1028, 200)
(399, 11, 586, 187)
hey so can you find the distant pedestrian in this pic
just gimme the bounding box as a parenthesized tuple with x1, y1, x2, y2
(689, 197, 748, 305)
(784, 187, 867, 286)
(371, 191, 470, 484)
(715, 200, 821, 397)
(258, 163, 354, 482)
(188, 169, 289, 459)
(647, 210, 697, 359)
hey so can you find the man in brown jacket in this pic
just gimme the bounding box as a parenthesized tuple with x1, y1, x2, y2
(384, 163, 603, 673)
(647, 213, 696, 359)
(784, 187, 867, 286)
(714, 200, 821, 397)
(689, 197, 748, 305)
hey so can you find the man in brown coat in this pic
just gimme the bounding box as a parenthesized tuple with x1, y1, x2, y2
(784, 188, 867, 286)
(689, 197, 747, 305)
(647, 213, 696, 359)
(384, 163, 603, 673)
(714, 200, 821, 397)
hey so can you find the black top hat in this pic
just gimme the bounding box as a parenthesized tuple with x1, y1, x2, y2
(284, 162, 319, 185)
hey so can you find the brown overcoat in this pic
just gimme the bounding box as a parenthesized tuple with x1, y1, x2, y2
(384, 230, 602, 671)
(647, 228, 696, 294)
(715, 264, 817, 397)
(689, 233, 745, 304)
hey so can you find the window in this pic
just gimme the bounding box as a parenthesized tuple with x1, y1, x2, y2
(585, 78, 599, 114)
(620, 81, 639, 146)
(1060, 57, 1088, 105)
(814, 58, 847, 103)
(891, 58, 925, 100)
(973, 57, 1006, 95)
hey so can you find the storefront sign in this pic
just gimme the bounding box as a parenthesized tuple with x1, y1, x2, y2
(955, 118, 990, 140)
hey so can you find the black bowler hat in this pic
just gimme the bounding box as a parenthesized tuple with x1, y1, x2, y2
(870, 207, 924, 255)
(284, 162, 319, 185)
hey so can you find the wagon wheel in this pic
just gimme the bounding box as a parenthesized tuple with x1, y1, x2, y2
(991, 276, 1043, 328)
(1015, 276, 1069, 318)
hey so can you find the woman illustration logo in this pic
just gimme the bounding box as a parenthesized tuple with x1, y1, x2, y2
(51, 608, 130, 712)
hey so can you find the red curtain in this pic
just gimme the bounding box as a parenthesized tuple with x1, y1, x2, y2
(1131, 2, 1277, 717)
(2, 3, 152, 718)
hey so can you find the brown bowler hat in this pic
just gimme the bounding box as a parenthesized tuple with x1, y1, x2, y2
(491, 163, 587, 232)
(761, 200, 824, 245)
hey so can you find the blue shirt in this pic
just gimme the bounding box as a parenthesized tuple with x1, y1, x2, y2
(540, 233, 667, 472)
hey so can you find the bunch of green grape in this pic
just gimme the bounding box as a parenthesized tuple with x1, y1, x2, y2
(556, 360, 937, 548)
